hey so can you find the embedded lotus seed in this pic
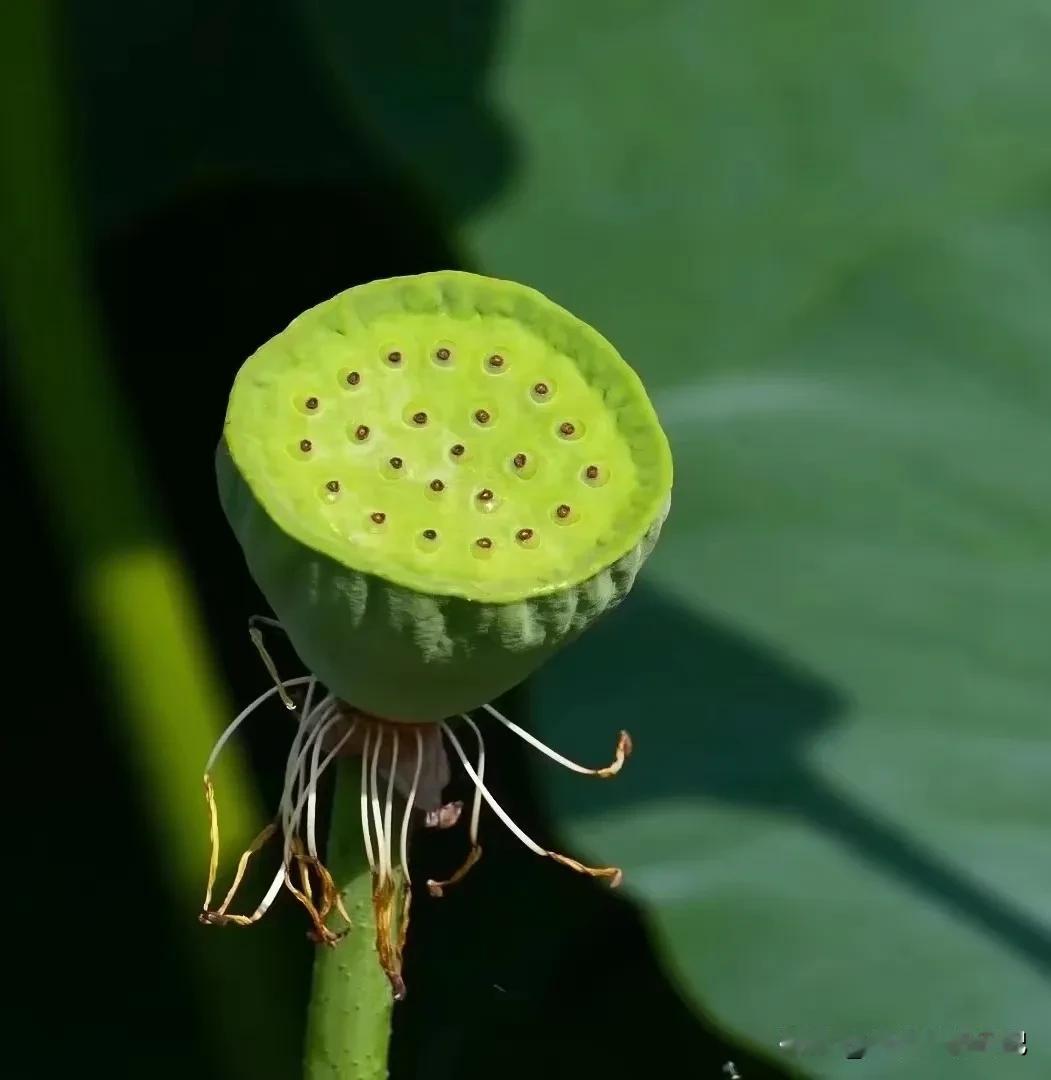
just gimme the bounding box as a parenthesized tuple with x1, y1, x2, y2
(450, 444, 465, 457)
(346, 371, 360, 386)
(474, 409, 491, 424)
(476, 537, 492, 549)
(300, 439, 312, 452)
(516, 528, 534, 541)
(355, 425, 370, 441)
(513, 453, 527, 469)
(430, 478, 445, 492)
(326, 479, 340, 493)
(371, 511, 386, 524)
(422, 529, 437, 540)
(412, 411, 428, 426)
(556, 504, 571, 519)
(477, 489, 494, 502)
(306, 397, 319, 410)
(389, 457, 403, 469)
(559, 422, 575, 437)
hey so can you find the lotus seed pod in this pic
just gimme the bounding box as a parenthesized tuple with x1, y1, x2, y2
(217, 271, 672, 721)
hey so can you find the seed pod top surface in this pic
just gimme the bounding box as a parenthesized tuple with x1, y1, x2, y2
(223, 271, 672, 604)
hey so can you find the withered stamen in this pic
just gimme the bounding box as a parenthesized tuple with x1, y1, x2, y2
(300, 439, 313, 452)
(371, 512, 386, 524)
(556, 504, 571, 519)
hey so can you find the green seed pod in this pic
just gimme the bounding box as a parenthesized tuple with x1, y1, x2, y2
(217, 271, 672, 721)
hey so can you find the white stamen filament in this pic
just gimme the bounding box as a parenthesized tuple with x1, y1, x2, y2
(382, 730, 399, 884)
(399, 729, 423, 880)
(481, 701, 617, 775)
(204, 675, 313, 774)
(459, 714, 486, 845)
(370, 726, 387, 883)
(440, 719, 546, 857)
(360, 726, 377, 872)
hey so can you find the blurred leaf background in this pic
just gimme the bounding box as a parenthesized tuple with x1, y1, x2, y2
(4, 2, 1048, 1078)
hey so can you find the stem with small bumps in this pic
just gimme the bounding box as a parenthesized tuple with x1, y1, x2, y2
(304, 756, 398, 1080)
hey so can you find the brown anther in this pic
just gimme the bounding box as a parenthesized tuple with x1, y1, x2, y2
(556, 503, 571, 519)
(477, 489, 494, 502)
(516, 528, 534, 542)
(387, 351, 402, 364)
(355, 425, 370, 441)
(585, 464, 599, 479)
(422, 529, 437, 540)
(326, 480, 340, 493)
(430, 478, 445, 492)
(534, 382, 549, 397)
(436, 347, 451, 361)
(474, 409, 491, 424)
(346, 371, 361, 386)
(412, 411, 428, 425)
(559, 421, 576, 437)
(476, 537, 492, 549)
(300, 439, 313, 452)
(450, 444, 465, 457)
(371, 512, 386, 524)
(305, 396, 319, 410)
(389, 456, 403, 469)
(513, 452, 527, 469)
(488, 354, 505, 368)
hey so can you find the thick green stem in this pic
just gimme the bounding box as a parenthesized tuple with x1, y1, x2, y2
(305, 756, 397, 1080)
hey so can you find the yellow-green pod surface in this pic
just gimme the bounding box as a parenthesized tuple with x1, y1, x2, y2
(218, 271, 672, 721)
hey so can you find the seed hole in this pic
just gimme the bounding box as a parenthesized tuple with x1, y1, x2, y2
(345, 370, 361, 387)
(485, 352, 508, 374)
(449, 443, 466, 461)
(552, 502, 580, 526)
(582, 463, 608, 487)
(531, 380, 556, 403)
(430, 478, 445, 492)
(513, 453, 527, 469)
(387, 350, 402, 365)
(432, 342, 456, 366)
(371, 511, 386, 524)
(390, 457, 403, 470)
(509, 451, 538, 479)
(306, 396, 319, 411)
(477, 489, 494, 502)
(354, 425, 370, 442)
(515, 527, 538, 550)
(326, 480, 340, 493)
(423, 528, 438, 540)
(474, 409, 491, 425)
(476, 537, 492, 549)
(412, 411, 428, 426)
(300, 439, 313, 453)
(556, 419, 585, 441)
